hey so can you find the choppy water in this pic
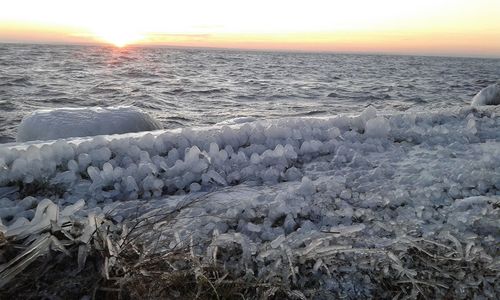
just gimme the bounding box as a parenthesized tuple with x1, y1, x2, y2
(0, 43, 499, 143)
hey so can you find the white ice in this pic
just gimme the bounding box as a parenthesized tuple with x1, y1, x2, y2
(471, 82, 500, 106)
(16, 106, 162, 142)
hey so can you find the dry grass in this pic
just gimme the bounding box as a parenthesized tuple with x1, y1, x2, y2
(0, 198, 498, 299)
(10, 179, 66, 199)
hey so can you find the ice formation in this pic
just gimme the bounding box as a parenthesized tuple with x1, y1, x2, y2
(217, 116, 258, 125)
(471, 82, 500, 106)
(16, 106, 162, 142)
(1, 105, 499, 296)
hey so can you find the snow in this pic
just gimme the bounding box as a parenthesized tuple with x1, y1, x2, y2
(1, 104, 500, 296)
(16, 106, 162, 142)
(471, 82, 500, 106)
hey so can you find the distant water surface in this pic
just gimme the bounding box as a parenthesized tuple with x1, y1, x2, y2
(0, 43, 499, 142)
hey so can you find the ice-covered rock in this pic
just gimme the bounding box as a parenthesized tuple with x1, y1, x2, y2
(17, 106, 162, 142)
(471, 82, 500, 106)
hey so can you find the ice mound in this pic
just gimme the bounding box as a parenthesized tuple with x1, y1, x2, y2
(16, 106, 162, 142)
(471, 82, 500, 106)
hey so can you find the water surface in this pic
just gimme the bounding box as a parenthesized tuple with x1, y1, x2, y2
(1, 43, 499, 142)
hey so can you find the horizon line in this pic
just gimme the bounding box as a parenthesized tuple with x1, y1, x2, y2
(1, 40, 499, 60)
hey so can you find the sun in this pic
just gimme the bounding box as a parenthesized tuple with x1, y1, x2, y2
(91, 26, 144, 47)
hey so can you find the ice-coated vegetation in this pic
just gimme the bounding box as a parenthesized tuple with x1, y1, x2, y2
(1, 105, 499, 298)
(16, 106, 162, 142)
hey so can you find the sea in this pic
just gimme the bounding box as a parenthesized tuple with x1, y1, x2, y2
(0, 43, 499, 143)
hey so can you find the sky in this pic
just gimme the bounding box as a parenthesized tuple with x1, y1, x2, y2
(1, 0, 500, 57)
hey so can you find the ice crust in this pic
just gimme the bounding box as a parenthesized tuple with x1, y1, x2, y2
(1, 105, 500, 296)
(16, 106, 162, 142)
(471, 82, 500, 106)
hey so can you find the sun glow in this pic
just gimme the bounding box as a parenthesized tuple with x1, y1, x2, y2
(1, 0, 500, 56)
(92, 29, 143, 47)
(88, 19, 145, 47)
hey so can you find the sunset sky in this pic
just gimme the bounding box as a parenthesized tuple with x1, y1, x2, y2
(1, 0, 500, 57)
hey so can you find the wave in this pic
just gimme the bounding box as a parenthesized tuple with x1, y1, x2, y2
(289, 110, 328, 116)
(162, 87, 230, 96)
(0, 100, 16, 111)
(327, 92, 391, 101)
(0, 76, 32, 87)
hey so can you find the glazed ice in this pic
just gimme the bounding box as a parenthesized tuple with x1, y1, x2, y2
(16, 106, 162, 142)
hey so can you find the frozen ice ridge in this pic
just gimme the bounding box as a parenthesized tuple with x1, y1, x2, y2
(2, 105, 500, 208)
(16, 106, 162, 142)
(471, 82, 500, 106)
